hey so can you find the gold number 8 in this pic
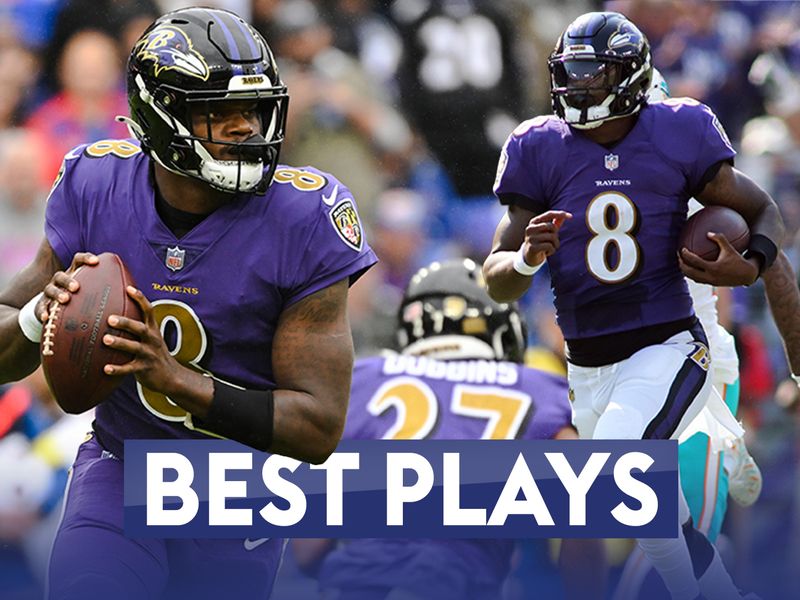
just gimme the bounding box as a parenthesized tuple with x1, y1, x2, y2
(273, 167, 327, 192)
(137, 300, 208, 421)
(85, 140, 141, 159)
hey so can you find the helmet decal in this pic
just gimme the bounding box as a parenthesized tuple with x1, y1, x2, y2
(607, 22, 644, 53)
(134, 25, 210, 81)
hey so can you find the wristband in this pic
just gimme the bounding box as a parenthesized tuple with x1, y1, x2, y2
(187, 378, 275, 451)
(512, 245, 544, 276)
(17, 292, 44, 343)
(744, 234, 778, 277)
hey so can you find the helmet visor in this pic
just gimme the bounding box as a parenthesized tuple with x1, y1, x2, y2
(550, 56, 623, 109)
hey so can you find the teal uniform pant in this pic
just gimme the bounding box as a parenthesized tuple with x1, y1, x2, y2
(679, 378, 740, 542)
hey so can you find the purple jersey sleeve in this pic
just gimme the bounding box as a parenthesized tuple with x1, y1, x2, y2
(493, 115, 563, 214)
(44, 146, 91, 268)
(281, 170, 378, 307)
(651, 99, 736, 194)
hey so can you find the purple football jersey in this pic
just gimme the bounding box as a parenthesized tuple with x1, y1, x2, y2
(345, 354, 572, 442)
(494, 99, 736, 339)
(44, 140, 377, 457)
(318, 354, 573, 595)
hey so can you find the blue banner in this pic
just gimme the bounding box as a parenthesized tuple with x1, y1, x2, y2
(124, 439, 678, 538)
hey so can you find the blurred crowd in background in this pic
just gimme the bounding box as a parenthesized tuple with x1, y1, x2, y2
(1, 1, 800, 599)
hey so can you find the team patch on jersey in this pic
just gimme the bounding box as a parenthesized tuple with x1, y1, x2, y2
(166, 246, 186, 271)
(329, 199, 363, 251)
(134, 25, 210, 80)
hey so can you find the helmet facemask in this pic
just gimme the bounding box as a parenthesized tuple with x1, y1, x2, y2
(126, 74, 288, 194)
(549, 52, 651, 129)
(548, 12, 653, 129)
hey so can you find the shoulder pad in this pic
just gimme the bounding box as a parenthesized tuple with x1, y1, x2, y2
(511, 115, 562, 138)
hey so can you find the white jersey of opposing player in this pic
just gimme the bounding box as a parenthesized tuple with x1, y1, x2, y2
(686, 198, 739, 386)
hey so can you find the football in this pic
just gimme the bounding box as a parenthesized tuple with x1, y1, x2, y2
(678, 206, 750, 261)
(41, 253, 143, 414)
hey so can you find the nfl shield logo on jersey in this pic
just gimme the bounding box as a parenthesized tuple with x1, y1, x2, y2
(165, 246, 186, 271)
(604, 153, 619, 171)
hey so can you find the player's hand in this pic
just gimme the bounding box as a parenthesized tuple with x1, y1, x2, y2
(522, 211, 573, 267)
(101, 286, 181, 393)
(775, 377, 800, 412)
(39, 252, 100, 322)
(678, 232, 759, 286)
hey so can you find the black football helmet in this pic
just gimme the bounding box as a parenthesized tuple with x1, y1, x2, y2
(124, 7, 288, 194)
(397, 259, 527, 363)
(548, 12, 652, 129)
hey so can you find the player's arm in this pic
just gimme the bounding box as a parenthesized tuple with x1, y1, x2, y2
(105, 278, 353, 464)
(682, 163, 784, 286)
(0, 239, 98, 383)
(763, 251, 800, 376)
(483, 205, 572, 303)
(269, 277, 353, 463)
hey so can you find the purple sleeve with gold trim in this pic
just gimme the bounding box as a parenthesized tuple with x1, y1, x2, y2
(279, 170, 377, 307)
(44, 145, 90, 267)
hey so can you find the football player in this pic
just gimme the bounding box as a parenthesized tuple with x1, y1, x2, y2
(293, 259, 606, 600)
(612, 71, 763, 600)
(483, 11, 783, 600)
(0, 8, 376, 600)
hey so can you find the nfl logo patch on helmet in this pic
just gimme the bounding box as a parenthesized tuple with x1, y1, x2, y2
(329, 200, 363, 251)
(166, 246, 186, 271)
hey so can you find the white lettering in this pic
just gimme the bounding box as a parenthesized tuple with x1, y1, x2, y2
(594, 179, 632, 187)
(611, 452, 658, 526)
(209, 452, 252, 526)
(443, 453, 487, 525)
(383, 353, 406, 375)
(260, 455, 307, 526)
(386, 453, 434, 525)
(497, 363, 518, 386)
(309, 453, 360, 526)
(546, 452, 609, 526)
(382, 356, 519, 385)
(488, 454, 554, 526)
(146, 452, 199, 526)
